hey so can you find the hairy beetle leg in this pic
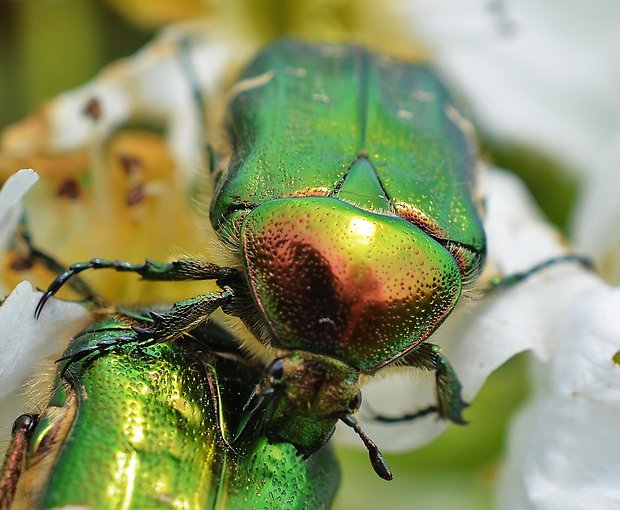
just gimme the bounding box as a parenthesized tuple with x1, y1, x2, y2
(57, 289, 236, 376)
(35, 257, 239, 318)
(372, 343, 468, 425)
(0, 414, 38, 508)
(56, 319, 164, 379)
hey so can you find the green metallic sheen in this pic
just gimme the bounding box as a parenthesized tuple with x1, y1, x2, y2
(211, 39, 485, 278)
(261, 351, 360, 456)
(241, 197, 462, 371)
(335, 157, 391, 212)
(46, 382, 68, 408)
(37, 321, 220, 510)
(208, 40, 482, 476)
(12, 313, 339, 509)
(29, 39, 486, 481)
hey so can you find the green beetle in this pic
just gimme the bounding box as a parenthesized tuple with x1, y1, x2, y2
(35, 39, 486, 480)
(0, 309, 339, 509)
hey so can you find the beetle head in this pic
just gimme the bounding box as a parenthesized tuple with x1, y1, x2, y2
(250, 351, 392, 479)
(257, 351, 360, 452)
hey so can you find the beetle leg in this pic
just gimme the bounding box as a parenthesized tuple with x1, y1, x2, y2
(0, 414, 38, 508)
(11, 214, 99, 301)
(369, 404, 439, 424)
(35, 257, 239, 318)
(404, 343, 468, 424)
(56, 317, 165, 377)
(57, 292, 235, 377)
(485, 254, 592, 293)
(57, 335, 136, 378)
(372, 343, 468, 425)
(132, 289, 235, 344)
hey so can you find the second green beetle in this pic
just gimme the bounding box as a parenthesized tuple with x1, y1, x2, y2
(37, 39, 487, 479)
(1, 310, 339, 509)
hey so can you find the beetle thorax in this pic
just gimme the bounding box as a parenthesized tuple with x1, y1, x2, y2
(240, 197, 463, 371)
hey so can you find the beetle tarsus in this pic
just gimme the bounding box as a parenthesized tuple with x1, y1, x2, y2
(34, 268, 75, 318)
(370, 404, 438, 423)
(34, 257, 239, 318)
(14, 215, 98, 302)
(487, 254, 593, 292)
(56, 335, 135, 378)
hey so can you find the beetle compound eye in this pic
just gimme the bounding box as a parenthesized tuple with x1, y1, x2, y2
(349, 391, 362, 412)
(268, 358, 285, 380)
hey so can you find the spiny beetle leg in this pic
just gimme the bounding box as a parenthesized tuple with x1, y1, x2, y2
(405, 343, 468, 424)
(132, 289, 235, 344)
(372, 343, 468, 425)
(487, 254, 593, 293)
(35, 257, 239, 318)
(0, 414, 38, 508)
(432, 350, 469, 424)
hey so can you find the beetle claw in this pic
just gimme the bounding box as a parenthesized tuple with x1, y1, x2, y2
(131, 324, 155, 339)
(149, 311, 165, 321)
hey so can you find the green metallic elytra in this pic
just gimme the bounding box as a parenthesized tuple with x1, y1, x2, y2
(2, 311, 339, 509)
(35, 39, 485, 480)
(211, 39, 485, 280)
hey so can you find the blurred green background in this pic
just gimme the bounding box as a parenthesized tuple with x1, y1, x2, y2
(0, 1, 579, 508)
(0, 1, 154, 128)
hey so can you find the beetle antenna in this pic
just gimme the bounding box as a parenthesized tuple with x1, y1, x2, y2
(340, 414, 393, 481)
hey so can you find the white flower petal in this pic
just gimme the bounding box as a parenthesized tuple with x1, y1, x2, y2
(572, 130, 620, 283)
(498, 283, 620, 510)
(394, 0, 620, 176)
(0, 282, 91, 433)
(338, 167, 600, 451)
(0, 169, 38, 254)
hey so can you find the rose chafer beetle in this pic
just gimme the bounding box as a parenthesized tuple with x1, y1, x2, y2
(1, 308, 339, 509)
(35, 39, 488, 480)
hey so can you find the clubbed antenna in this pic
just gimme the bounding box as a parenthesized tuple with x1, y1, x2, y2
(341, 415, 393, 480)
